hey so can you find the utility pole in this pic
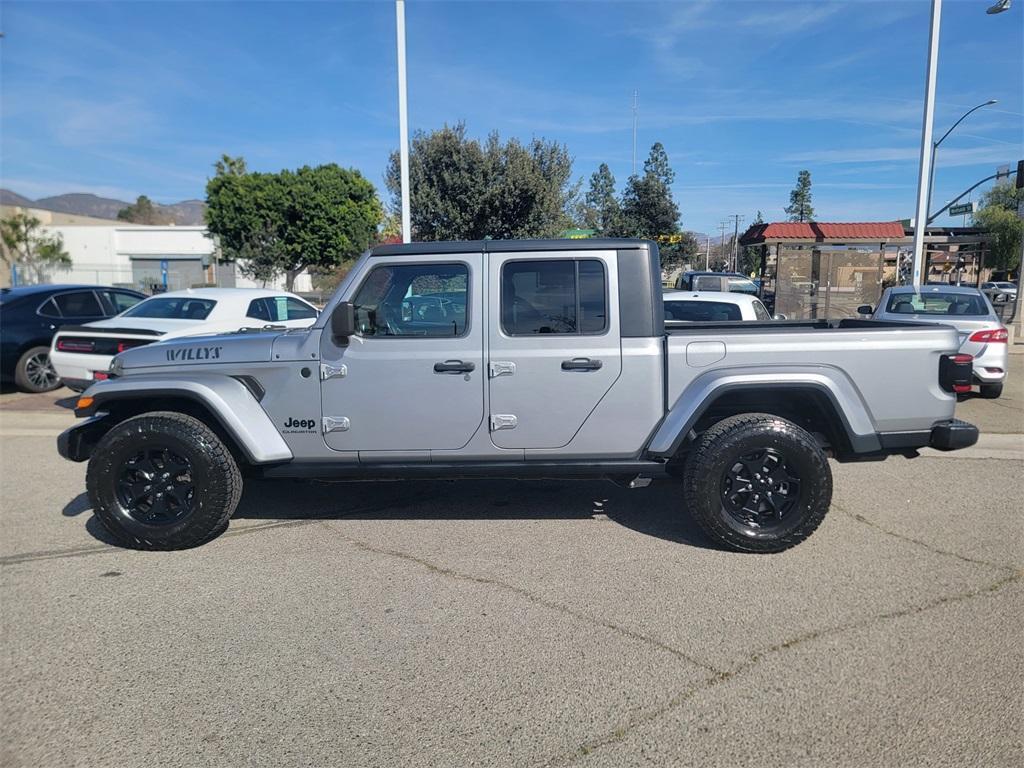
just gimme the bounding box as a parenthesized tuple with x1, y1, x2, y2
(717, 222, 729, 271)
(911, 0, 942, 287)
(396, 0, 411, 243)
(705, 234, 711, 270)
(631, 90, 638, 178)
(729, 214, 745, 273)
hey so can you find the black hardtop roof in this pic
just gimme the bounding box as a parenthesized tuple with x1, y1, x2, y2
(370, 238, 655, 257)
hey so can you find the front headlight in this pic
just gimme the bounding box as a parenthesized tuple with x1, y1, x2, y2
(108, 356, 124, 377)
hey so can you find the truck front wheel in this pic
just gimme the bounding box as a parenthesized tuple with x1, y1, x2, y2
(682, 413, 832, 553)
(86, 412, 243, 550)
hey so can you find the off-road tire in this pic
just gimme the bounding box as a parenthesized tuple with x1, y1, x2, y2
(15, 346, 61, 393)
(980, 382, 1003, 399)
(682, 413, 832, 553)
(86, 412, 242, 550)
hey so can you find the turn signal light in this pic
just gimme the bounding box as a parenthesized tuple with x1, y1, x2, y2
(968, 328, 1008, 343)
(76, 396, 94, 410)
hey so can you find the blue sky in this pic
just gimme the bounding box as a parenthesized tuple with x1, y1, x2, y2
(2, 0, 1021, 236)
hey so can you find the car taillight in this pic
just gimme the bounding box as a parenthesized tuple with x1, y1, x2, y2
(93, 371, 109, 381)
(116, 340, 147, 352)
(56, 338, 94, 352)
(968, 328, 1008, 343)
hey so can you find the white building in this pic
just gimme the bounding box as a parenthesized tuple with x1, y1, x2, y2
(2, 206, 311, 292)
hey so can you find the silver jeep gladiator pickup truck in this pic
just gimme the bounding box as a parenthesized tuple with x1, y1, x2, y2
(58, 239, 978, 553)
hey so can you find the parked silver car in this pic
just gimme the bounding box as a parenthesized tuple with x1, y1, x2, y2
(860, 285, 1008, 398)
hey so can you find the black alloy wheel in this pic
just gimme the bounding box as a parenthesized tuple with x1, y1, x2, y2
(720, 448, 802, 532)
(116, 447, 195, 525)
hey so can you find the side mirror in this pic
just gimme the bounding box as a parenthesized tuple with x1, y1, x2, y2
(857, 305, 873, 316)
(330, 301, 356, 340)
(772, 313, 787, 321)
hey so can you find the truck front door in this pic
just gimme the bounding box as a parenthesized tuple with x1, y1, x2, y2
(487, 251, 622, 449)
(319, 254, 485, 452)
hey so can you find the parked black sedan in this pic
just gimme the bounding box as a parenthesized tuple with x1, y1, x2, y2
(0, 284, 145, 392)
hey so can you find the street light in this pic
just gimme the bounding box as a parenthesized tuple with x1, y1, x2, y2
(927, 99, 997, 220)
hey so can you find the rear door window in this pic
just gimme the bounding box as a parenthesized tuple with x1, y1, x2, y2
(501, 259, 607, 335)
(692, 275, 723, 291)
(53, 291, 104, 318)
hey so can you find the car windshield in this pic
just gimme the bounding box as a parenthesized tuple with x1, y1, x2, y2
(122, 296, 217, 320)
(886, 291, 988, 316)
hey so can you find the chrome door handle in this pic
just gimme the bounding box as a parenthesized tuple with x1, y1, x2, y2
(561, 358, 602, 371)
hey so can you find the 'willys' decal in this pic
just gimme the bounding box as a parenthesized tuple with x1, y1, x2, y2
(165, 346, 223, 362)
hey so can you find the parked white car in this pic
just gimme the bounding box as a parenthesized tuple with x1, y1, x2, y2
(51, 288, 319, 391)
(663, 290, 776, 322)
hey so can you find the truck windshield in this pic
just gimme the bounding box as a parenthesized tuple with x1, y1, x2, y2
(885, 292, 988, 316)
(122, 297, 217, 320)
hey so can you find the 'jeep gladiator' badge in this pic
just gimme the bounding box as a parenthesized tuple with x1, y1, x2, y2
(282, 417, 317, 434)
(166, 345, 223, 362)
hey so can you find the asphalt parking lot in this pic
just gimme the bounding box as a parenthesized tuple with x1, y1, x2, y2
(1, 361, 1022, 767)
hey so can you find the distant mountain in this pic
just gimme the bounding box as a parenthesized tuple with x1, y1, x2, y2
(0, 189, 206, 225)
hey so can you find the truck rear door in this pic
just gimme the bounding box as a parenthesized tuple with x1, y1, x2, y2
(486, 250, 622, 449)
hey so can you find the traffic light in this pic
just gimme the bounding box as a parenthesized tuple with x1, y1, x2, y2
(1017, 159, 1023, 190)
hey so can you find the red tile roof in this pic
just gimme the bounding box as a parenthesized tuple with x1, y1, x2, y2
(740, 221, 906, 244)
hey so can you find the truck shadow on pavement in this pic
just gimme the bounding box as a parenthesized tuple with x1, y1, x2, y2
(66, 478, 720, 551)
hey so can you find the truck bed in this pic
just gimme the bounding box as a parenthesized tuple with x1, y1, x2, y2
(663, 318, 960, 436)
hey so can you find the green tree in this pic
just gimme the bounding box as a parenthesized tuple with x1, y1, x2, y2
(785, 170, 815, 222)
(578, 163, 620, 234)
(385, 123, 576, 241)
(0, 213, 71, 283)
(617, 143, 693, 272)
(974, 182, 1022, 272)
(205, 159, 381, 290)
(739, 210, 765, 276)
(117, 195, 170, 225)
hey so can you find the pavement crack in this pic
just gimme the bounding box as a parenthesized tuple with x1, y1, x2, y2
(333, 531, 723, 677)
(548, 565, 1022, 766)
(834, 501, 1016, 572)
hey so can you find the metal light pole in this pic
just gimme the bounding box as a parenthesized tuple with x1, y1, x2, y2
(631, 90, 638, 177)
(396, 0, 411, 243)
(705, 234, 711, 270)
(926, 99, 997, 220)
(911, 0, 942, 288)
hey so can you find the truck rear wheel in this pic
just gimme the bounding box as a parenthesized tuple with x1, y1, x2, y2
(682, 413, 832, 553)
(86, 412, 242, 550)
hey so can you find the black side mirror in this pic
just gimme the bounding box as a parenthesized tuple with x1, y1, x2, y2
(857, 305, 873, 315)
(331, 301, 356, 340)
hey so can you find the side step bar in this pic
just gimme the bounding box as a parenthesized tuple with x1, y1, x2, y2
(258, 460, 670, 481)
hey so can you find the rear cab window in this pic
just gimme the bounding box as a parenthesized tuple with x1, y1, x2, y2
(664, 300, 742, 322)
(501, 259, 607, 335)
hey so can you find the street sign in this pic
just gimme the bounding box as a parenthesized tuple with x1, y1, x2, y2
(995, 164, 1010, 180)
(948, 201, 976, 217)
